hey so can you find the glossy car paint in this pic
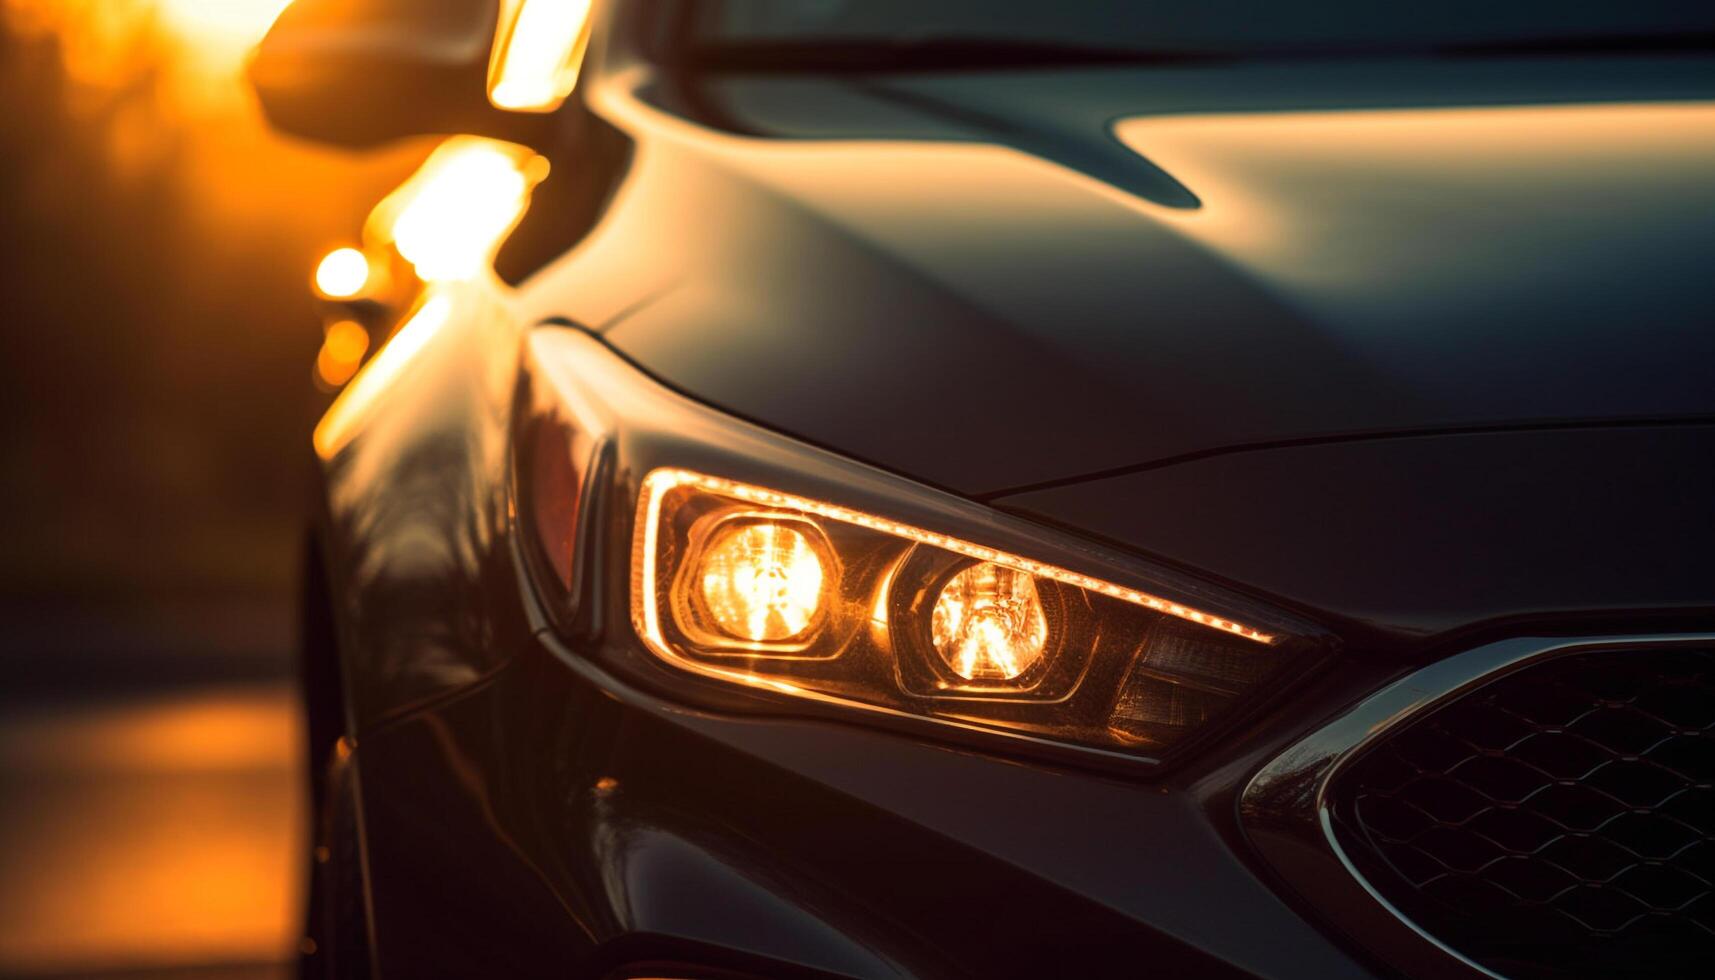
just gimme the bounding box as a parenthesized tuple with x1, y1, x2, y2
(1000, 424, 1715, 650)
(577, 58, 1715, 494)
(296, 1, 1715, 976)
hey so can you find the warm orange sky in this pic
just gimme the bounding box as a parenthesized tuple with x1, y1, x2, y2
(4, 0, 291, 97)
(1, 0, 427, 242)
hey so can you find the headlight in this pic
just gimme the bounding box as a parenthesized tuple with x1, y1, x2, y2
(632, 468, 1301, 758)
(518, 327, 1332, 769)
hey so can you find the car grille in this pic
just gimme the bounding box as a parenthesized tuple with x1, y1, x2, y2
(1329, 646, 1714, 979)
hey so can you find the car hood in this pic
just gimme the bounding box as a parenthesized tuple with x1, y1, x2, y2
(579, 58, 1715, 496)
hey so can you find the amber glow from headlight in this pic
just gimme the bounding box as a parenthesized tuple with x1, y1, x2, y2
(696, 522, 827, 642)
(627, 468, 1295, 759)
(516, 327, 1319, 763)
(637, 470, 1275, 646)
(487, 0, 595, 112)
(931, 562, 1048, 680)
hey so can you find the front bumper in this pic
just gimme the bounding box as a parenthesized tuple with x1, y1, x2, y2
(347, 617, 1402, 978)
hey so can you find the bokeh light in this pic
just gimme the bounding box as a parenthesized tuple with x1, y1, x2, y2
(314, 319, 370, 388)
(0, 3, 490, 974)
(313, 247, 370, 299)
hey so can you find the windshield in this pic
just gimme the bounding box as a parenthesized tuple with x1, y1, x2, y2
(663, 0, 1715, 65)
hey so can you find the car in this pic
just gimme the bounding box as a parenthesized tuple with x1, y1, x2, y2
(254, 1, 1715, 977)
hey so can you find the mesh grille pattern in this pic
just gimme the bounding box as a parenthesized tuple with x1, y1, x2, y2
(1332, 647, 1714, 978)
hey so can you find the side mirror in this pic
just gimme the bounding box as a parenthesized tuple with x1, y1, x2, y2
(248, 0, 546, 149)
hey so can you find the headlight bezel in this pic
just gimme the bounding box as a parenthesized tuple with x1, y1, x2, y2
(515, 325, 1338, 774)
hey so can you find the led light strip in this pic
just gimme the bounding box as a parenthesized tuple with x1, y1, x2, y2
(635, 468, 1277, 645)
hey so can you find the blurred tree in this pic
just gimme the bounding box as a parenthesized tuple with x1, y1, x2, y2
(0, 1, 426, 675)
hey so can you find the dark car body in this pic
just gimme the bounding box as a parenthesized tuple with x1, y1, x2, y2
(287, 1, 1715, 977)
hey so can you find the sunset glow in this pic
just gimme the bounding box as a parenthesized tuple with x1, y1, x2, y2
(3, 0, 294, 96)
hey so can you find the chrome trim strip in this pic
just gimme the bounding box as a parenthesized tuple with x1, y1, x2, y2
(1239, 634, 1715, 980)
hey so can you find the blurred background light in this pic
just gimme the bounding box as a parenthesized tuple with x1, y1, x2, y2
(313, 319, 370, 389)
(4, 0, 294, 104)
(156, 0, 295, 61)
(312, 247, 369, 299)
(1, 0, 599, 974)
(0, 0, 430, 975)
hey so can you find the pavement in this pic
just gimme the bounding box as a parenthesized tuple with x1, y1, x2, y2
(0, 602, 301, 980)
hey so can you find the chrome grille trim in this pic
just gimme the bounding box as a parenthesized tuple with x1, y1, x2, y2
(1239, 634, 1715, 980)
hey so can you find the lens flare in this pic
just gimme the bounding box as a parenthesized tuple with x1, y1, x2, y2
(696, 522, 826, 642)
(931, 562, 1048, 681)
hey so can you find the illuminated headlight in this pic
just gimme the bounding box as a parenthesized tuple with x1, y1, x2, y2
(931, 562, 1047, 682)
(517, 327, 1330, 769)
(632, 470, 1314, 760)
(688, 517, 829, 645)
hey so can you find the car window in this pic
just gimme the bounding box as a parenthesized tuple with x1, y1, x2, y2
(676, 0, 1715, 58)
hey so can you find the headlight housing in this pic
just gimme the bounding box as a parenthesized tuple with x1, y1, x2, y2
(518, 327, 1332, 770)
